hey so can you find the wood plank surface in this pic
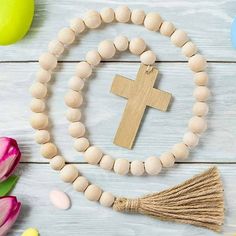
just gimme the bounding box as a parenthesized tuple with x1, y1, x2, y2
(0, 63, 236, 163)
(0, 0, 235, 62)
(8, 164, 236, 236)
(1, 1, 236, 235)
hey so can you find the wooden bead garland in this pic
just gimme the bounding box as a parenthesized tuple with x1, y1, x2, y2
(29, 7, 221, 232)
(63, 36, 208, 176)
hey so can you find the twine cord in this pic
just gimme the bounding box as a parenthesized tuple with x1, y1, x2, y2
(113, 167, 224, 232)
(145, 65, 153, 73)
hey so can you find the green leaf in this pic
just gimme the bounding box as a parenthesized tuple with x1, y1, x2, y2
(0, 175, 19, 197)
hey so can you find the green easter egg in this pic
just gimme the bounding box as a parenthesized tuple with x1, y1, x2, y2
(0, 0, 34, 45)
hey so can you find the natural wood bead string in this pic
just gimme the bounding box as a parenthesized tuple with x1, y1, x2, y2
(30, 6, 210, 207)
(64, 36, 209, 176)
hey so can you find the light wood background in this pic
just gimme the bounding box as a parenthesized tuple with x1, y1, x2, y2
(0, 0, 235, 235)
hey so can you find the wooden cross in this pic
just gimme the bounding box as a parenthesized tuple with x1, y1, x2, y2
(110, 64, 172, 149)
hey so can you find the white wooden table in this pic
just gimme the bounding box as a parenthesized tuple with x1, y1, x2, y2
(0, 0, 236, 235)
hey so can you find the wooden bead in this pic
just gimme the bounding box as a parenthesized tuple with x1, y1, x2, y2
(58, 28, 75, 45)
(182, 41, 197, 57)
(183, 132, 199, 148)
(30, 82, 47, 99)
(160, 21, 175, 36)
(86, 50, 101, 66)
(131, 9, 145, 25)
(64, 90, 83, 108)
(70, 17, 85, 34)
(145, 156, 162, 175)
(113, 158, 129, 175)
(99, 155, 114, 171)
(84, 10, 101, 29)
(41, 142, 57, 159)
(188, 54, 207, 72)
(60, 164, 78, 183)
(68, 76, 85, 91)
(99, 192, 114, 207)
(188, 116, 207, 134)
(34, 130, 50, 144)
(30, 113, 48, 130)
(160, 152, 175, 168)
(66, 108, 81, 122)
(76, 61, 92, 79)
(140, 50, 156, 65)
(39, 52, 57, 71)
(194, 72, 208, 85)
(69, 122, 85, 138)
(193, 86, 210, 101)
(48, 39, 64, 56)
(129, 38, 146, 55)
(172, 143, 189, 160)
(98, 40, 116, 59)
(130, 160, 144, 176)
(50, 155, 65, 170)
(36, 69, 51, 83)
(114, 36, 129, 51)
(73, 176, 89, 192)
(100, 8, 114, 23)
(144, 12, 162, 31)
(84, 146, 103, 164)
(193, 102, 209, 116)
(171, 29, 189, 47)
(74, 137, 90, 152)
(84, 184, 102, 201)
(30, 98, 45, 113)
(115, 6, 131, 23)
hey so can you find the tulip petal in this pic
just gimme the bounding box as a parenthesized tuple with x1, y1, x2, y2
(0, 196, 16, 226)
(0, 137, 21, 182)
(0, 197, 21, 236)
(0, 175, 19, 197)
(0, 138, 11, 158)
(0, 155, 18, 181)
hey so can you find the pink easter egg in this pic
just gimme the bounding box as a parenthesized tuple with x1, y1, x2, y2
(49, 189, 71, 210)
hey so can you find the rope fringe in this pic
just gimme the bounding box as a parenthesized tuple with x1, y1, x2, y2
(113, 167, 224, 232)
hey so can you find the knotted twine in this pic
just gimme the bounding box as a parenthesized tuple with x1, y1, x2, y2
(113, 167, 224, 232)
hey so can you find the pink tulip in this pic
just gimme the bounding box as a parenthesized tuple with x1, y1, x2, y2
(0, 137, 21, 182)
(0, 196, 21, 236)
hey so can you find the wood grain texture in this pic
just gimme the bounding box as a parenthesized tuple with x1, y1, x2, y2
(0, 0, 235, 62)
(111, 65, 171, 149)
(0, 63, 236, 163)
(8, 164, 236, 236)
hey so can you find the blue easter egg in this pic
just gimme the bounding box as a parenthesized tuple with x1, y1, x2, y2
(232, 17, 236, 49)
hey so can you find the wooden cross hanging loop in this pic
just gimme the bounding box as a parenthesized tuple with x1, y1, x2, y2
(110, 64, 172, 149)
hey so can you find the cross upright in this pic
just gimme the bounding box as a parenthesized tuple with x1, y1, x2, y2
(110, 64, 172, 149)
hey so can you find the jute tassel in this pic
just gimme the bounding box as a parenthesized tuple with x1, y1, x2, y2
(113, 167, 224, 232)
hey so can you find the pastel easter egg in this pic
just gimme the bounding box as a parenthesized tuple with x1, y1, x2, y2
(21, 228, 39, 236)
(0, 0, 34, 45)
(49, 189, 71, 210)
(232, 17, 236, 49)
